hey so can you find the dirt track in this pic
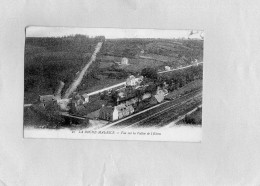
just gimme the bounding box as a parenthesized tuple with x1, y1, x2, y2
(63, 42, 103, 98)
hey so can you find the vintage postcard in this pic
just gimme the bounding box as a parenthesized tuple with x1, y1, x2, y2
(24, 27, 203, 141)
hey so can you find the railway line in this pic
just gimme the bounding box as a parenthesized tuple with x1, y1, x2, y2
(100, 88, 202, 129)
(132, 94, 201, 128)
(125, 94, 202, 129)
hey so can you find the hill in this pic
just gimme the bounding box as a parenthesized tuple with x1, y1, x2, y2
(24, 35, 203, 103)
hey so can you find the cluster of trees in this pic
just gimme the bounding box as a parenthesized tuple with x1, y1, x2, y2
(25, 58, 75, 93)
(140, 67, 158, 80)
(140, 65, 203, 92)
(105, 67, 129, 79)
(158, 65, 203, 91)
(100, 85, 155, 107)
(99, 65, 203, 106)
(99, 89, 118, 104)
(25, 35, 105, 53)
(24, 35, 105, 102)
(97, 63, 130, 80)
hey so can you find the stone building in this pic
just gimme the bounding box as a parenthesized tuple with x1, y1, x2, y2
(165, 66, 171, 71)
(121, 57, 129, 65)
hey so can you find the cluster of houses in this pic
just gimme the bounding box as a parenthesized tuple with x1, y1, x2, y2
(57, 73, 169, 122)
(99, 85, 166, 121)
(98, 74, 168, 121)
(125, 75, 143, 87)
(99, 101, 135, 121)
(36, 54, 170, 122)
(99, 75, 144, 121)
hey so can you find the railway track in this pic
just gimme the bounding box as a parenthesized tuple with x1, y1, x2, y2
(100, 88, 202, 129)
(123, 93, 202, 129)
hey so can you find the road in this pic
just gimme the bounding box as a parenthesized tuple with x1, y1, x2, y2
(139, 55, 169, 62)
(24, 104, 33, 107)
(63, 42, 103, 99)
(87, 82, 126, 96)
(158, 62, 203, 74)
(100, 88, 202, 129)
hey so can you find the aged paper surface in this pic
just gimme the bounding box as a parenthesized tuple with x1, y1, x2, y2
(23, 26, 203, 142)
(1, 0, 260, 185)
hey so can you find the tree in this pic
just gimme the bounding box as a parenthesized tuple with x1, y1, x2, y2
(145, 83, 157, 94)
(110, 90, 118, 104)
(141, 67, 158, 80)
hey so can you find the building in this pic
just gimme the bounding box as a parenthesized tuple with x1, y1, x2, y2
(121, 57, 129, 65)
(126, 75, 136, 86)
(98, 75, 167, 121)
(38, 95, 57, 109)
(165, 66, 171, 71)
(126, 75, 143, 87)
(82, 93, 89, 103)
(99, 103, 135, 121)
(136, 76, 144, 84)
(57, 98, 70, 111)
(99, 106, 119, 121)
(154, 87, 165, 103)
(39, 95, 56, 103)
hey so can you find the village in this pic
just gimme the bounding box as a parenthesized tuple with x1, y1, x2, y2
(33, 54, 202, 128)
(24, 32, 203, 129)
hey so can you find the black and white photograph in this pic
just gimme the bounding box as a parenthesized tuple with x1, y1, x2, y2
(24, 27, 203, 141)
(3, 0, 260, 185)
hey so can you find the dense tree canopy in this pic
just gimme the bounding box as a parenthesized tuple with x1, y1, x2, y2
(141, 67, 158, 80)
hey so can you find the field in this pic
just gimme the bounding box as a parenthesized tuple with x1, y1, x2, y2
(24, 35, 203, 104)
